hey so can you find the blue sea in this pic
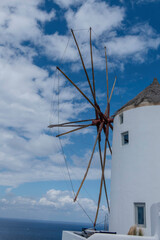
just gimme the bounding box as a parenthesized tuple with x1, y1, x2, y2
(0, 218, 104, 240)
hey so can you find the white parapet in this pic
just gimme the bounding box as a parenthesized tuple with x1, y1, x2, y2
(62, 231, 158, 240)
(89, 234, 158, 240)
(62, 231, 85, 240)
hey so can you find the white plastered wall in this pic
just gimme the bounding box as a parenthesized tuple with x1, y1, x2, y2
(109, 105, 160, 236)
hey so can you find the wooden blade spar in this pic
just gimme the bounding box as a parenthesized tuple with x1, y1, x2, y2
(98, 138, 110, 206)
(48, 119, 94, 128)
(93, 101, 111, 226)
(105, 47, 109, 104)
(56, 124, 92, 137)
(90, 28, 96, 100)
(109, 123, 113, 131)
(71, 29, 96, 102)
(49, 124, 93, 128)
(109, 76, 117, 103)
(107, 140, 112, 155)
(90, 27, 99, 124)
(94, 124, 110, 227)
(74, 122, 104, 202)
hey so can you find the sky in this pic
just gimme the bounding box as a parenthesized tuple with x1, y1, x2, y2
(0, 0, 160, 225)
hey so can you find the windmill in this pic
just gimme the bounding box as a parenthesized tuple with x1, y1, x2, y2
(48, 28, 117, 227)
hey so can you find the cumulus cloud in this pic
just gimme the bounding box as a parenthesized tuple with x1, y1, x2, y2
(0, 124, 111, 187)
(42, 1, 160, 71)
(39, 188, 107, 214)
(0, 189, 107, 221)
(0, 0, 55, 46)
(106, 24, 160, 63)
(65, 0, 125, 37)
(42, 33, 79, 61)
(39, 189, 74, 208)
(40, 0, 125, 71)
(0, 0, 97, 189)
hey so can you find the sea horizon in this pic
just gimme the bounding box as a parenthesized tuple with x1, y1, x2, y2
(0, 217, 105, 240)
(0, 216, 93, 226)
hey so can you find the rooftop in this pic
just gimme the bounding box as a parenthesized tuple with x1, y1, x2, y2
(116, 78, 160, 115)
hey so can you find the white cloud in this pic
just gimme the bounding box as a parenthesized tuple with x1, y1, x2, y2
(0, 126, 110, 187)
(106, 24, 160, 62)
(11, 196, 37, 206)
(0, 0, 97, 189)
(108, 35, 146, 56)
(43, 1, 160, 71)
(53, 0, 85, 8)
(39, 189, 107, 214)
(65, 0, 125, 37)
(42, 33, 79, 61)
(71, 149, 111, 168)
(0, 161, 111, 187)
(42, 32, 107, 72)
(0, 0, 55, 46)
(0, 188, 107, 221)
(39, 189, 74, 208)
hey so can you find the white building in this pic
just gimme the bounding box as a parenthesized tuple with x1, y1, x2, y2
(109, 78, 160, 236)
(62, 78, 160, 240)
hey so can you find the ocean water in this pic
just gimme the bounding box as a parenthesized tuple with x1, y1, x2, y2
(0, 218, 102, 240)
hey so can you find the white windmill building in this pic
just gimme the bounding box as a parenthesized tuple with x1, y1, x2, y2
(62, 78, 160, 240)
(109, 78, 160, 236)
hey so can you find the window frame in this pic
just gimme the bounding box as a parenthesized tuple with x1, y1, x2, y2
(119, 113, 123, 124)
(134, 202, 146, 228)
(121, 131, 129, 145)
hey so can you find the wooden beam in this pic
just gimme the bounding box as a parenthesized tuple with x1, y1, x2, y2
(90, 28, 96, 100)
(56, 124, 92, 137)
(48, 119, 94, 128)
(105, 47, 109, 104)
(49, 124, 93, 128)
(71, 29, 95, 101)
(74, 122, 104, 202)
(109, 76, 117, 103)
(98, 137, 110, 207)
(94, 125, 110, 227)
(90, 27, 99, 123)
(109, 123, 113, 131)
(107, 140, 112, 155)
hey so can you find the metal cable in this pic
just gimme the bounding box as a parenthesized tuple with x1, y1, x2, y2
(60, 35, 71, 63)
(57, 70, 94, 225)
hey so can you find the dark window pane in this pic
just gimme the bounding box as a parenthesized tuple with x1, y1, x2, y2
(138, 206, 144, 225)
(124, 134, 128, 144)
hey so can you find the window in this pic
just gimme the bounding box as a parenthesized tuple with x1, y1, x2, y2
(134, 203, 146, 227)
(121, 131, 129, 145)
(119, 113, 123, 124)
